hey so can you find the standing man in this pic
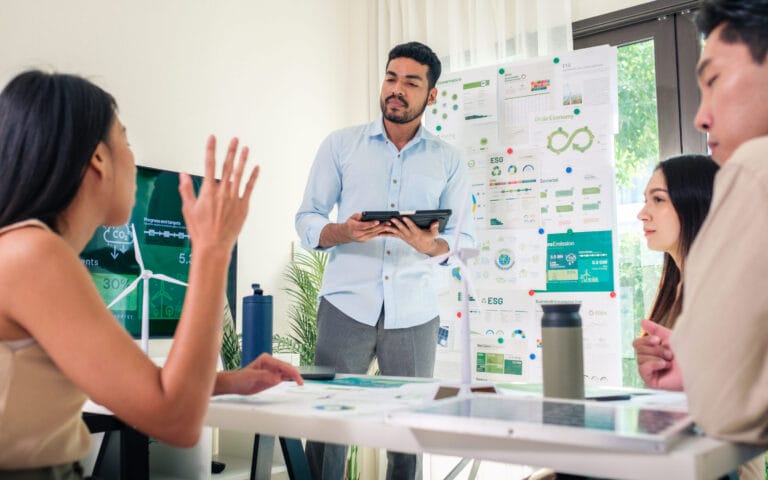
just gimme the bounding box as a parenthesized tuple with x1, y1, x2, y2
(637, 0, 768, 452)
(295, 41, 474, 479)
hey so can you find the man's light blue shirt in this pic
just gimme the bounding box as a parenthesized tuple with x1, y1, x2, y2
(295, 118, 475, 329)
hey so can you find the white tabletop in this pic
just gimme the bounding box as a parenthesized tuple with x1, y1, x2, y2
(204, 376, 764, 480)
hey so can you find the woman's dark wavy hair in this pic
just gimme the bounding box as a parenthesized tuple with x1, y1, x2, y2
(0, 70, 116, 232)
(648, 154, 719, 328)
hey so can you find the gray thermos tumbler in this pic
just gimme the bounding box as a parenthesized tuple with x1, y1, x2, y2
(241, 283, 273, 367)
(541, 303, 584, 399)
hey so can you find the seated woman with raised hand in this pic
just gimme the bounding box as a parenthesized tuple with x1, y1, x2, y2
(0, 70, 302, 478)
(633, 154, 764, 479)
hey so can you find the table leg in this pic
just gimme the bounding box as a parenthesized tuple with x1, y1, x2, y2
(251, 434, 276, 480)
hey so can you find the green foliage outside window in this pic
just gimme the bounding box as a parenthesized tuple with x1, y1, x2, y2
(614, 40, 663, 388)
(615, 40, 659, 189)
(619, 233, 661, 387)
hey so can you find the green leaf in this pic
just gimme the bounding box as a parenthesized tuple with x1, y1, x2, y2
(346, 445, 359, 480)
(221, 300, 242, 371)
(275, 245, 328, 367)
(615, 40, 659, 188)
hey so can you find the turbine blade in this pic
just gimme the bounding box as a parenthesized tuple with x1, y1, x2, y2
(459, 247, 480, 262)
(423, 253, 451, 266)
(141, 277, 150, 354)
(130, 224, 145, 270)
(452, 188, 470, 252)
(152, 273, 189, 287)
(106, 277, 142, 308)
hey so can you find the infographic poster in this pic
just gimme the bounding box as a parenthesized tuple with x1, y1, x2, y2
(431, 45, 621, 386)
(471, 229, 546, 290)
(545, 230, 614, 292)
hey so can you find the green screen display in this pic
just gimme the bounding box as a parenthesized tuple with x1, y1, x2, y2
(80, 166, 237, 337)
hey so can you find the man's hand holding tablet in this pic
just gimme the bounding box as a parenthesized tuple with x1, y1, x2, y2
(360, 210, 451, 257)
(320, 210, 451, 257)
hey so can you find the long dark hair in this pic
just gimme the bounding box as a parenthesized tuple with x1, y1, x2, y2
(648, 154, 719, 328)
(0, 70, 116, 232)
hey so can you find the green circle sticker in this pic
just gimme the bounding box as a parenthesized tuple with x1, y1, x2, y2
(498, 68, 505, 74)
(553, 57, 560, 64)
(436, 125, 442, 132)
(574, 108, 581, 115)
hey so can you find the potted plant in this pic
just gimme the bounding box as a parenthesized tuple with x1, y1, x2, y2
(220, 244, 327, 371)
(220, 299, 242, 371)
(273, 245, 327, 366)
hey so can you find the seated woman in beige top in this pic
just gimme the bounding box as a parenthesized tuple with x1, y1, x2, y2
(0, 70, 303, 477)
(633, 154, 763, 480)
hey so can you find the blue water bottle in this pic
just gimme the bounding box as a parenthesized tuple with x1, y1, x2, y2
(241, 283, 273, 366)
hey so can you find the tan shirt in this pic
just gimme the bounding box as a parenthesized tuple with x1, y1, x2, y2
(0, 220, 90, 468)
(672, 136, 768, 447)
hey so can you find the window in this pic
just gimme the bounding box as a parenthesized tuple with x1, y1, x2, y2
(574, 0, 706, 387)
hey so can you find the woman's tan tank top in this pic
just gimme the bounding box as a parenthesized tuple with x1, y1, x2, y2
(0, 219, 90, 469)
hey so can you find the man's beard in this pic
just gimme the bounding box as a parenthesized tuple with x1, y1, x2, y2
(380, 94, 429, 124)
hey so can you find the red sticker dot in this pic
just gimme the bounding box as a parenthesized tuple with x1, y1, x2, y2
(609, 291, 617, 298)
(528, 290, 535, 296)
(456, 311, 462, 318)
(507, 147, 514, 154)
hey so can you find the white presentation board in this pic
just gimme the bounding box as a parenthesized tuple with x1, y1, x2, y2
(431, 45, 623, 387)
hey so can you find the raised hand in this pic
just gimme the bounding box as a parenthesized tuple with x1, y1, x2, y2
(178, 136, 259, 253)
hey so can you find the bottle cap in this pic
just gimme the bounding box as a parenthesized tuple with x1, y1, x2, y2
(541, 303, 582, 327)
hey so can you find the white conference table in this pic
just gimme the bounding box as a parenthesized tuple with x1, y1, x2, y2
(204, 376, 764, 480)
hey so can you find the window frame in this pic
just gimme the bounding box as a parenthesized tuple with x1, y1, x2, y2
(573, 0, 706, 157)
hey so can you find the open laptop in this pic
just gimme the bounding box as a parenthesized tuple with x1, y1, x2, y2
(388, 394, 695, 453)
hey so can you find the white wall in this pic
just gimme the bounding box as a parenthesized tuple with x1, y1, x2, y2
(0, 0, 371, 338)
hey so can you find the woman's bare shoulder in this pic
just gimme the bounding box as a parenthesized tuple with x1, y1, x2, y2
(0, 223, 67, 252)
(0, 225, 83, 335)
(0, 225, 80, 281)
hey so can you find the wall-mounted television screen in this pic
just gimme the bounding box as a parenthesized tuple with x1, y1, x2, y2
(79, 166, 237, 337)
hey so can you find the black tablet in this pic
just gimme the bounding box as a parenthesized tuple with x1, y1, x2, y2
(298, 365, 336, 380)
(361, 209, 452, 232)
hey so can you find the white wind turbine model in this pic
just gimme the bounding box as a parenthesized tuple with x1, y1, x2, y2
(426, 199, 486, 395)
(107, 224, 188, 353)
